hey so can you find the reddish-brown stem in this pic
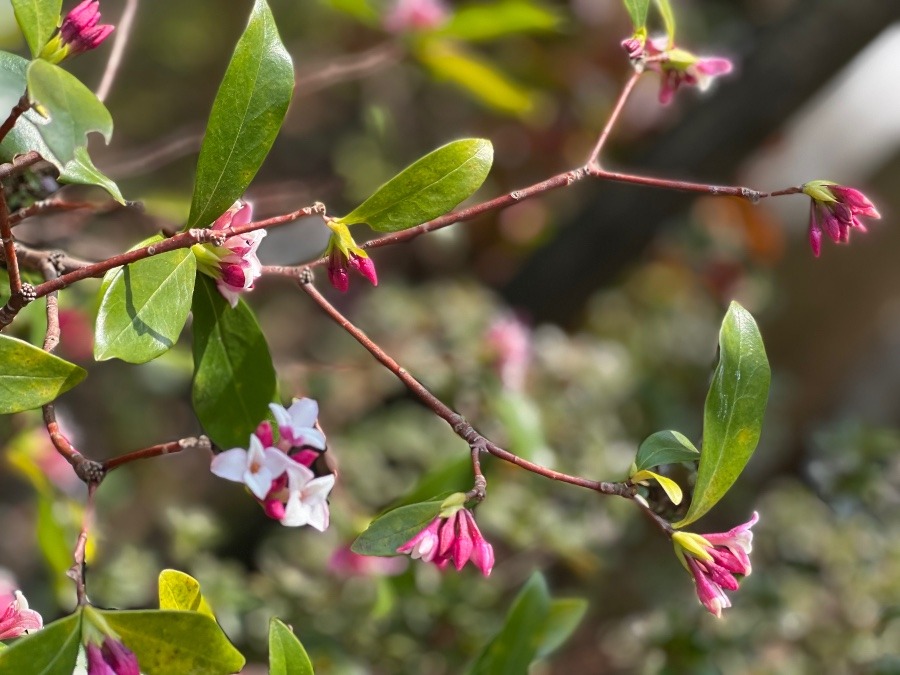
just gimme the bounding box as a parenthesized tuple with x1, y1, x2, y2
(69, 482, 97, 606)
(0, 186, 22, 295)
(0, 94, 29, 146)
(587, 70, 642, 167)
(298, 278, 635, 498)
(0, 151, 43, 180)
(466, 446, 487, 503)
(103, 435, 211, 472)
(588, 166, 770, 200)
(9, 199, 103, 227)
(634, 497, 676, 537)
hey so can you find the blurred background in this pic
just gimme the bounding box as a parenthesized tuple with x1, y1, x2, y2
(2, 0, 900, 672)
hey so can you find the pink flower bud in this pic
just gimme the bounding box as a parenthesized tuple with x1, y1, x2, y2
(802, 182, 880, 256)
(397, 508, 494, 576)
(86, 637, 140, 675)
(41, 1, 114, 62)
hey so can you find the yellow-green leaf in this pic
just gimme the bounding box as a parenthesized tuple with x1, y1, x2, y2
(631, 469, 683, 506)
(0, 334, 86, 413)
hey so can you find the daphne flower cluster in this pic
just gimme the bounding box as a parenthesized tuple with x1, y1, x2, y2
(193, 200, 266, 307)
(40, 1, 114, 64)
(397, 494, 494, 576)
(0, 590, 42, 640)
(622, 34, 732, 105)
(323, 221, 378, 293)
(672, 512, 758, 617)
(210, 398, 335, 531)
(802, 181, 881, 256)
(86, 636, 140, 675)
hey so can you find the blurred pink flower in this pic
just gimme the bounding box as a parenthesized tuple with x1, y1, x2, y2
(384, 0, 450, 33)
(329, 546, 407, 577)
(803, 181, 880, 256)
(485, 315, 531, 391)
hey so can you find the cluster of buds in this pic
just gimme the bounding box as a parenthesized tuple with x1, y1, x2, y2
(622, 33, 732, 104)
(210, 398, 335, 530)
(802, 181, 881, 256)
(383, 0, 450, 33)
(82, 607, 139, 675)
(672, 512, 758, 617)
(324, 221, 378, 293)
(39, 1, 114, 64)
(397, 493, 495, 576)
(193, 200, 266, 308)
(0, 590, 42, 640)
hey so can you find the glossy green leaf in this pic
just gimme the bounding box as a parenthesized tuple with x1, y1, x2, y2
(0, 51, 28, 145)
(469, 572, 551, 675)
(438, 1, 562, 42)
(622, 0, 650, 29)
(336, 138, 493, 232)
(25, 59, 112, 162)
(416, 39, 533, 116)
(11, 0, 62, 57)
(634, 429, 699, 472)
(269, 618, 314, 675)
(351, 500, 444, 557)
(191, 275, 277, 449)
(158, 570, 215, 619)
(535, 598, 589, 659)
(0, 612, 81, 675)
(0, 334, 86, 413)
(59, 146, 125, 203)
(93, 237, 196, 363)
(187, 0, 293, 230)
(99, 609, 245, 675)
(654, 0, 676, 44)
(675, 302, 770, 528)
(631, 469, 683, 506)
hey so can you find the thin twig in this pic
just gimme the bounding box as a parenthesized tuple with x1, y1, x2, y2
(9, 199, 98, 227)
(95, 0, 139, 102)
(0, 94, 29, 146)
(0, 151, 43, 180)
(296, 43, 403, 96)
(587, 70, 642, 167)
(68, 482, 97, 606)
(0, 186, 22, 295)
(103, 435, 211, 472)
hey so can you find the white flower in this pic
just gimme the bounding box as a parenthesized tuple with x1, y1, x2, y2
(269, 454, 335, 531)
(269, 398, 326, 449)
(210, 434, 285, 499)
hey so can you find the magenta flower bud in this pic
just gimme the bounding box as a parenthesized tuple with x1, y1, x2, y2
(327, 249, 350, 293)
(323, 225, 378, 293)
(397, 506, 494, 576)
(40, 1, 114, 63)
(802, 182, 880, 257)
(0, 591, 42, 639)
(349, 253, 378, 287)
(672, 512, 758, 617)
(86, 637, 140, 675)
(383, 0, 450, 33)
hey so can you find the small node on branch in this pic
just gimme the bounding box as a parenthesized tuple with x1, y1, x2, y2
(299, 267, 314, 285)
(75, 459, 106, 485)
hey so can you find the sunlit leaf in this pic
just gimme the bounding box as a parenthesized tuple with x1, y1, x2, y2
(93, 236, 196, 364)
(335, 138, 493, 232)
(0, 334, 86, 413)
(59, 146, 124, 203)
(351, 500, 443, 557)
(654, 0, 676, 44)
(622, 0, 650, 30)
(0, 612, 81, 675)
(535, 598, 589, 659)
(438, 1, 562, 42)
(187, 0, 293, 230)
(415, 39, 534, 116)
(675, 302, 770, 528)
(191, 275, 277, 449)
(631, 469, 683, 505)
(269, 618, 314, 675)
(11, 0, 61, 58)
(158, 570, 215, 619)
(633, 429, 699, 472)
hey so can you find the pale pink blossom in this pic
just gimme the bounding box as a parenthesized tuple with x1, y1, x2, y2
(485, 315, 531, 392)
(397, 508, 494, 576)
(329, 546, 408, 577)
(803, 181, 881, 256)
(0, 591, 43, 640)
(269, 398, 327, 450)
(384, 0, 450, 33)
(673, 512, 758, 617)
(210, 434, 284, 500)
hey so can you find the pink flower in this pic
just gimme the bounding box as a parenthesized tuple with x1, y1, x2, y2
(326, 243, 378, 293)
(0, 591, 42, 640)
(193, 200, 266, 308)
(40, 1, 114, 63)
(397, 506, 494, 576)
(384, 0, 450, 33)
(210, 434, 284, 500)
(802, 181, 881, 256)
(86, 637, 140, 675)
(623, 35, 732, 105)
(672, 512, 758, 618)
(269, 398, 327, 450)
(329, 545, 408, 577)
(485, 315, 531, 392)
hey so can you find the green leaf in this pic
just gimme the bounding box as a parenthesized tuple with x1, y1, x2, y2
(158, 570, 215, 619)
(469, 572, 551, 675)
(535, 598, 588, 659)
(322, 0, 378, 24)
(390, 456, 471, 510)
(37, 493, 75, 597)
(269, 618, 314, 675)
(99, 609, 245, 675)
(336, 138, 493, 232)
(622, 0, 650, 29)
(24, 59, 112, 164)
(631, 469, 683, 506)
(187, 0, 293, 230)
(191, 274, 277, 449)
(0, 334, 86, 413)
(654, 0, 676, 44)
(0, 51, 28, 141)
(438, 1, 562, 42)
(675, 302, 771, 528)
(93, 236, 196, 364)
(416, 39, 534, 116)
(59, 146, 125, 203)
(634, 429, 699, 472)
(351, 500, 444, 557)
(11, 0, 62, 58)
(0, 612, 81, 675)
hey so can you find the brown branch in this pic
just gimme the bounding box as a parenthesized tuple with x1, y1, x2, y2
(587, 70, 642, 167)
(0, 151, 43, 180)
(0, 186, 21, 295)
(9, 199, 104, 227)
(103, 435, 211, 472)
(67, 482, 97, 606)
(295, 43, 403, 96)
(0, 94, 29, 146)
